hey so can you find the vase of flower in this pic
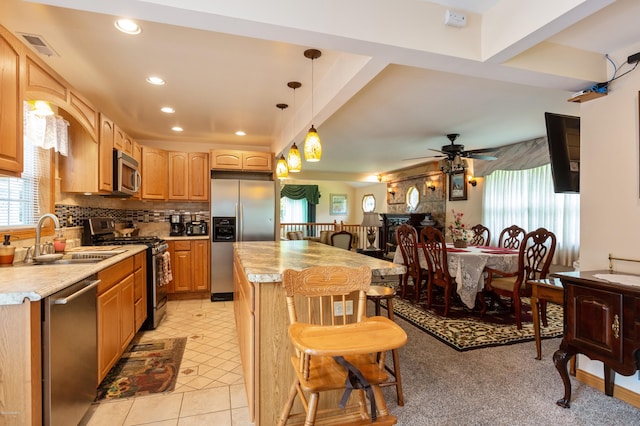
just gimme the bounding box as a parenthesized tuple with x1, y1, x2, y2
(453, 239, 468, 248)
(448, 209, 470, 247)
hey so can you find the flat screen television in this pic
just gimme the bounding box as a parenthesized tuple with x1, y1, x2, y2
(544, 112, 580, 193)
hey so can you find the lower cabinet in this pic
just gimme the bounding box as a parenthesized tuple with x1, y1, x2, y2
(97, 253, 146, 384)
(167, 239, 210, 298)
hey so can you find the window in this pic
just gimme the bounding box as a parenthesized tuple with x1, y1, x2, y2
(0, 133, 51, 228)
(362, 194, 376, 212)
(406, 185, 419, 211)
(280, 197, 309, 223)
(483, 164, 579, 265)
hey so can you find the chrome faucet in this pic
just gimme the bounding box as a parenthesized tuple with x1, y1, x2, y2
(35, 213, 61, 257)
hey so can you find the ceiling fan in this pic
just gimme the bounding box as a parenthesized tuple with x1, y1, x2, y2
(406, 133, 498, 162)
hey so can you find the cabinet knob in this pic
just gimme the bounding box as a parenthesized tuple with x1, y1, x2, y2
(612, 314, 620, 339)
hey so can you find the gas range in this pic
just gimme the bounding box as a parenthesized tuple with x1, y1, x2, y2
(83, 218, 168, 329)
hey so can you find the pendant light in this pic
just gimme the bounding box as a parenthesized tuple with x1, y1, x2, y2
(275, 103, 289, 179)
(303, 49, 322, 162)
(287, 81, 302, 172)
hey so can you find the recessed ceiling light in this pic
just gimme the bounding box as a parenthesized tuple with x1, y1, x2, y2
(114, 19, 141, 35)
(235, 131, 246, 136)
(146, 76, 165, 85)
(172, 126, 183, 132)
(161, 107, 175, 114)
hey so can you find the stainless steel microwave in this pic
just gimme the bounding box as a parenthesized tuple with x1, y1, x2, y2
(113, 150, 141, 196)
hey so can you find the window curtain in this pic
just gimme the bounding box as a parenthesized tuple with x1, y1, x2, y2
(473, 137, 549, 177)
(280, 185, 320, 204)
(23, 102, 69, 156)
(483, 164, 579, 266)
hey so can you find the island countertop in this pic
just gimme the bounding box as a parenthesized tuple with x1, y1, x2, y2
(0, 245, 147, 305)
(233, 240, 406, 283)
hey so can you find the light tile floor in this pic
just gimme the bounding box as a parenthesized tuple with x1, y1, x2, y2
(82, 299, 253, 426)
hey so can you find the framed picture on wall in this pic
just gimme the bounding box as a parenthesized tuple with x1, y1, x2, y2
(449, 171, 467, 201)
(330, 194, 347, 215)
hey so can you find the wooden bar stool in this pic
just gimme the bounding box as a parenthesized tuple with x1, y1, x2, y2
(367, 285, 405, 406)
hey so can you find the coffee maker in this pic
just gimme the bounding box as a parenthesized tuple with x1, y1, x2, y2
(170, 214, 185, 236)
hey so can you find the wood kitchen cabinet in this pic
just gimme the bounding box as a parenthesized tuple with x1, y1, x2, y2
(98, 114, 115, 192)
(554, 270, 640, 408)
(168, 151, 209, 201)
(210, 149, 272, 172)
(0, 25, 24, 177)
(167, 239, 210, 298)
(97, 256, 138, 383)
(141, 146, 168, 200)
(133, 252, 147, 330)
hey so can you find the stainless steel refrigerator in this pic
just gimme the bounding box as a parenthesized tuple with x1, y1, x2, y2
(210, 178, 275, 301)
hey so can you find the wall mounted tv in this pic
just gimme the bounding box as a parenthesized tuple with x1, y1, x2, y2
(544, 112, 580, 193)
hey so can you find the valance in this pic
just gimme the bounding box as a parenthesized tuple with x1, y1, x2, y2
(473, 137, 549, 177)
(280, 185, 320, 204)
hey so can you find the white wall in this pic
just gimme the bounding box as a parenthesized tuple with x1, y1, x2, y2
(578, 40, 640, 393)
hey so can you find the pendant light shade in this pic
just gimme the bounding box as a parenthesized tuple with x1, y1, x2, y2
(286, 81, 303, 172)
(303, 49, 322, 162)
(303, 126, 322, 162)
(276, 154, 289, 179)
(287, 142, 302, 172)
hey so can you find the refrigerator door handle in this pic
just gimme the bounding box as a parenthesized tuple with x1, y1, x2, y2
(238, 203, 243, 241)
(235, 203, 240, 241)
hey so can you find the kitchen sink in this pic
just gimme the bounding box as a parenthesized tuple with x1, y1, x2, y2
(31, 250, 127, 265)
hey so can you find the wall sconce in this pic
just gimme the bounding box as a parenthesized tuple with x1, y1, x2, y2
(426, 181, 436, 192)
(388, 187, 396, 197)
(467, 175, 477, 187)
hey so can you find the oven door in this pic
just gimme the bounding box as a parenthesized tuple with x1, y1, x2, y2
(151, 250, 168, 328)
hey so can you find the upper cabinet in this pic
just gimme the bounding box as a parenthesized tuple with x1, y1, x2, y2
(141, 146, 168, 200)
(168, 151, 209, 201)
(210, 150, 272, 172)
(0, 26, 24, 177)
(99, 114, 114, 193)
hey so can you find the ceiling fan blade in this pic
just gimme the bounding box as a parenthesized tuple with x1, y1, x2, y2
(465, 153, 497, 161)
(465, 147, 498, 154)
(402, 154, 445, 161)
(429, 148, 447, 154)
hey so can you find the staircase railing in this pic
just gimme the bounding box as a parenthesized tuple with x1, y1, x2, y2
(279, 221, 375, 251)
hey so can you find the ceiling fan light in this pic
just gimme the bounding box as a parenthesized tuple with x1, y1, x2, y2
(287, 142, 302, 172)
(304, 125, 322, 162)
(276, 154, 289, 179)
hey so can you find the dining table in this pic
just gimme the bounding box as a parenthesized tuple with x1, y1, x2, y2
(393, 244, 520, 308)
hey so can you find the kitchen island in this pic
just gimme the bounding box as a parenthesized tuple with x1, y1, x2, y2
(232, 240, 406, 425)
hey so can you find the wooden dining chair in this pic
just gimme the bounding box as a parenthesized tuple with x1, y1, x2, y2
(287, 231, 304, 240)
(485, 227, 557, 329)
(278, 265, 404, 425)
(498, 225, 526, 249)
(331, 230, 353, 250)
(419, 226, 456, 316)
(395, 224, 427, 303)
(470, 224, 491, 246)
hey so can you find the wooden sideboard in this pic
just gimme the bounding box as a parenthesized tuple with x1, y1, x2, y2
(553, 270, 640, 408)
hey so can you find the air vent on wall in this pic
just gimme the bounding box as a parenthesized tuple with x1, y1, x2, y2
(17, 32, 59, 57)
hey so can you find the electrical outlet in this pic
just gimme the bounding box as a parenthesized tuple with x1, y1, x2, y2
(333, 300, 353, 316)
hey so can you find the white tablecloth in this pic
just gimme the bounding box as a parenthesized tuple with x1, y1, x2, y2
(393, 245, 519, 308)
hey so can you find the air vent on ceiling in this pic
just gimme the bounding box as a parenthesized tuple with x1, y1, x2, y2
(17, 32, 59, 57)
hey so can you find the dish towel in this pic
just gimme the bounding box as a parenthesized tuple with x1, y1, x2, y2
(163, 251, 173, 284)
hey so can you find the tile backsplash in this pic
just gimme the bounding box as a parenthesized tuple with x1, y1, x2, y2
(54, 204, 209, 227)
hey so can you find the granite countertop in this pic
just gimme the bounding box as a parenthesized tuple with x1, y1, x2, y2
(163, 235, 210, 241)
(0, 245, 147, 305)
(234, 240, 406, 283)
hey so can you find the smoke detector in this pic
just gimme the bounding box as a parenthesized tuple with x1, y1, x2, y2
(444, 10, 467, 28)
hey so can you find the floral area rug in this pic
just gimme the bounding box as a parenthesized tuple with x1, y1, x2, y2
(96, 337, 187, 400)
(372, 276, 563, 351)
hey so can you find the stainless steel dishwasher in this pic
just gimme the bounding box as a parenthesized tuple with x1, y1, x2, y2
(42, 276, 100, 426)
